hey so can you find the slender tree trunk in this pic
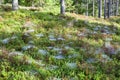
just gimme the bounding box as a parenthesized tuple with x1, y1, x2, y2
(60, 0, 65, 14)
(111, 0, 114, 16)
(108, 0, 111, 18)
(93, 0, 95, 16)
(104, 0, 107, 19)
(12, 0, 19, 10)
(115, 0, 119, 16)
(98, 0, 102, 18)
(86, 0, 89, 16)
(0, 0, 1, 5)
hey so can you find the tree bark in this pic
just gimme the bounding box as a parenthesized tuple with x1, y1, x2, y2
(115, 0, 119, 16)
(108, 0, 111, 18)
(104, 0, 107, 19)
(98, 0, 102, 18)
(12, 0, 18, 10)
(93, 0, 95, 16)
(60, 0, 65, 14)
(86, 0, 89, 16)
(0, 1, 1, 5)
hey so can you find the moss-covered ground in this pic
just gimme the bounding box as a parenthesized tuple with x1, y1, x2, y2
(0, 8, 120, 80)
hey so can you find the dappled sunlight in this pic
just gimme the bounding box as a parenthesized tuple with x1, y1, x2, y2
(67, 13, 120, 28)
(0, 8, 120, 79)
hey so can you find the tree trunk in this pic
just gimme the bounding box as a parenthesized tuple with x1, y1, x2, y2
(108, 0, 111, 18)
(104, 0, 107, 19)
(115, 0, 119, 16)
(12, 0, 18, 10)
(0, 1, 1, 5)
(98, 0, 102, 18)
(111, 0, 115, 16)
(93, 0, 95, 16)
(60, 0, 65, 14)
(86, 0, 89, 16)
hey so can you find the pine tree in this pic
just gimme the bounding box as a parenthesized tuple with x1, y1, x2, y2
(12, 0, 18, 10)
(98, 0, 102, 18)
(60, 0, 65, 14)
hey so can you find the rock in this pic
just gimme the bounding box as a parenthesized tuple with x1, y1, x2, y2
(11, 36, 18, 40)
(49, 38, 57, 41)
(38, 49, 48, 56)
(22, 45, 35, 51)
(77, 33, 86, 37)
(35, 33, 44, 38)
(53, 47, 62, 51)
(86, 58, 96, 63)
(66, 63, 77, 69)
(1, 38, 10, 44)
(28, 41, 34, 45)
(46, 65, 58, 70)
(1, 36, 18, 44)
(49, 34, 56, 41)
(8, 51, 23, 57)
(47, 46, 54, 49)
(94, 27, 99, 31)
(54, 54, 65, 59)
(68, 54, 79, 58)
(64, 46, 71, 50)
(25, 29, 35, 33)
(57, 37, 65, 41)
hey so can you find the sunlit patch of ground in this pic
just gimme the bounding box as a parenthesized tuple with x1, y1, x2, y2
(0, 10, 120, 79)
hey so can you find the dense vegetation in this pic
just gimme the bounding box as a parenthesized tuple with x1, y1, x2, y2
(0, 0, 120, 80)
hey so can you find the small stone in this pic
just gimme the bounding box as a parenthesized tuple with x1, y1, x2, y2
(66, 63, 77, 69)
(68, 54, 79, 58)
(38, 49, 48, 55)
(22, 45, 35, 51)
(28, 41, 34, 45)
(94, 27, 99, 31)
(35, 33, 44, 38)
(1, 38, 10, 44)
(86, 58, 96, 63)
(8, 51, 23, 56)
(54, 55, 64, 59)
(25, 29, 35, 33)
(11, 36, 18, 39)
(47, 46, 54, 49)
(64, 46, 71, 50)
(53, 47, 62, 51)
(78, 33, 86, 37)
(49, 38, 57, 41)
(57, 37, 65, 41)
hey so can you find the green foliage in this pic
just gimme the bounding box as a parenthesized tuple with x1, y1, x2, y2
(0, 8, 120, 80)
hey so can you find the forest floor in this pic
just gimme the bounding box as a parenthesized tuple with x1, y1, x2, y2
(0, 8, 120, 80)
